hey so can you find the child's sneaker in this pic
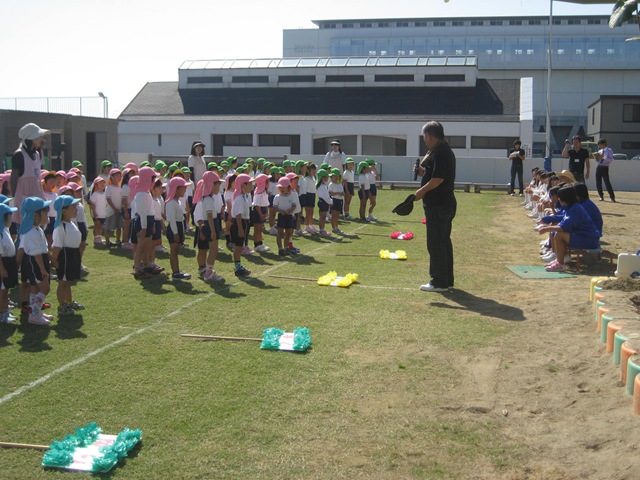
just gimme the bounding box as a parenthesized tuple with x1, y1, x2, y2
(287, 247, 299, 256)
(203, 269, 224, 282)
(58, 304, 75, 315)
(268, 227, 278, 235)
(69, 301, 85, 311)
(241, 246, 255, 255)
(226, 243, 235, 251)
(28, 313, 50, 326)
(42, 312, 54, 321)
(254, 244, 270, 253)
(155, 245, 166, 253)
(344, 214, 356, 220)
(234, 266, 251, 277)
(121, 242, 133, 250)
(172, 271, 192, 280)
(367, 214, 378, 222)
(545, 260, 566, 272)
(279, 248, 288, 257)
(134, 269, 152, 280)
(305, 226, 316, 234)
(332, 228, 344, 235)
(319, 229, 331, 237)
(294, 229, 306, 236)
(198, 265, 207, 276)
(1, 311, 16, 323)
(93, 235, 103, 245)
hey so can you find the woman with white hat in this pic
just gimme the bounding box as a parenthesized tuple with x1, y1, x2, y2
(9, 123, 49, 228)
(323, 139, 347, 172)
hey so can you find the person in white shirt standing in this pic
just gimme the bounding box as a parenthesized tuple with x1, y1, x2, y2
(593, 138, 616, 203)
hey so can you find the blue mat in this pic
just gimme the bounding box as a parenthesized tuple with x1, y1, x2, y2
(506, 265, 576, 279)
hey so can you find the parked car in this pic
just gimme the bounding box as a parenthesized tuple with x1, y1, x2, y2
(631, 154, 640, 161)
(613, 153, 628, 160)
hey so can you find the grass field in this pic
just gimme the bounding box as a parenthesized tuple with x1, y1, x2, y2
(0, 190, 520, 479)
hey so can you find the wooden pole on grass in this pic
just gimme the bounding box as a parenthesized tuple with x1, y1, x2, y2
(181, 334, 262, 342)
(269, 275, 317, 282)
(0, 442, 50, 450)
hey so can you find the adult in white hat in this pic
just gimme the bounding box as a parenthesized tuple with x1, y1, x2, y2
(323, 139, 347, 172)
(9, 123, 49, 225)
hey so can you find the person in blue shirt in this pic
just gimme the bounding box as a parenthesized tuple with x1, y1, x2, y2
(538, 185, 600, 272)
(573, 183, 603, 236)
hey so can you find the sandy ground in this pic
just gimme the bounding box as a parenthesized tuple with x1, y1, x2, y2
(451, 191, 640, 479)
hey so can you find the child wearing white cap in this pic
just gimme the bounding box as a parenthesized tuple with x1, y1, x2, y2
(51, 195, 84, 315)
(89, 177, 107, 245)
(17, 197, 54, 326)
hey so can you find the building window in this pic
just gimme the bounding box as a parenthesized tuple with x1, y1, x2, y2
(187, 76, 223, 84)
(623, 104, 640, 122)
(587, 19, 602, 25)
(490, 20, 503, 26)
(448, 136, 467, 149)
(375, 74, 414, 82)
(258, 135, 291, 147)
(363, 135, 407, 156)
(568, 19, 582, 25)
(528, 19, 541, 25)
(325, 75, 365, 82)
(509, 20, 522, 25)
(222, 135, 253, 147)
(553, 19, 562, 25)
(396, 22, 409, 27)
(360, 22, 372, 28)
(592, 108, 595, 125)
(278, 75, 316, 83)
(342, 23, 354, 28)
(471, 136, 518, 149)
(322, 23, 337, 29)
(158, 134, 162, 147)
(433, 21, 446, 27)
(470, 20, 484, 26)
(415, 21, 427, 27)
(452, 20, 464, 26)
(232, 76, 268, 83)
(622, 141, 640, 150)
(424, 74, 465, 82)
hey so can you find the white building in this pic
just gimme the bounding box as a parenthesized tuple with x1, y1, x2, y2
(283, 15, 640, 156)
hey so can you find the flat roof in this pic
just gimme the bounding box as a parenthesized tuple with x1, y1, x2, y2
(310, 15, 610, 26)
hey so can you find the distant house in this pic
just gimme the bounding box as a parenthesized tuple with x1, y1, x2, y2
(587, 96, 640, 158)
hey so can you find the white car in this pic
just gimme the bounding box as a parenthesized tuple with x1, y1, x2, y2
(613, 153, 628, 160)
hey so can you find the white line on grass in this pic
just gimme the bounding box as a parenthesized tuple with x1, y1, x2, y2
(1, 220, 381, 405)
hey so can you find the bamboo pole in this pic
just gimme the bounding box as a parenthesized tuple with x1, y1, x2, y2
(335, 254, 377, 257)
(269, 275, 317, 281)
(181, 334, 262, 342)
(0, 442, 50, 450)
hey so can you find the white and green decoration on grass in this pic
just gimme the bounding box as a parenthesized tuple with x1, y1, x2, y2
(260, 327, 312, 352)
(42, 422, 142, 473)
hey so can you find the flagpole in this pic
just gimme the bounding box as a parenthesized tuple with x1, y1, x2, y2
(545, 0, 554, 171)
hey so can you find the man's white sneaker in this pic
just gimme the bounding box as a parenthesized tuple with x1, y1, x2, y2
(420, 283, 448, 292)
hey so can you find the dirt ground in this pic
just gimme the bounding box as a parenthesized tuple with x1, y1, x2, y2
(451, 191, 640, 479)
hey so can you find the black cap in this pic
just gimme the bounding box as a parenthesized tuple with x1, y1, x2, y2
(392, 194, 416, 216)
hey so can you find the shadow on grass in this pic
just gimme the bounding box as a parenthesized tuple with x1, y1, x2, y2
(53, 314, 87, 340)
(172, 280, 208, 295)
(139, 276, 173, 294)
(430, 289, 526, 322)
(235, 276, 280, 290)
(290, 254, 324, 266)
(0, 322, 18, 347)
(17, 320, 53, 351)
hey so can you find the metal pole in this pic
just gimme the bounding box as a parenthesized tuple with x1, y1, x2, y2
(545, 0, 554, 170)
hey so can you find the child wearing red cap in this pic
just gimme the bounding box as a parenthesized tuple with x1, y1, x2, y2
(165, 176, 193, 280)
(193, 172, 224, 282)
(132, 167, 158, 280)
(231, 174, 253, 276)
(273, 177, 298, 257)
(251, 174, 271, 253)
(104, 169, 123, 247)
(89, 177, 107, 245)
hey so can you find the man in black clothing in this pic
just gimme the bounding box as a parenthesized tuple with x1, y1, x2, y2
(562, 135, 590, 184)
(413, 121, 456, 293)
(507, 140, 525, 196)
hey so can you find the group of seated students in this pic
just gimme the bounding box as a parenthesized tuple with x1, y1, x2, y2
(520, 167, 603, 272)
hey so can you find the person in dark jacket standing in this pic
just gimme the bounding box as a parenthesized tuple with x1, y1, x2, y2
(413, 121, 456, 292)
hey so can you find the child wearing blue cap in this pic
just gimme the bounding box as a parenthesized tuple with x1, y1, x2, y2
(51, 195, 84, 315)
(0, 203, 19, 323)
(17, 197, 53, 326)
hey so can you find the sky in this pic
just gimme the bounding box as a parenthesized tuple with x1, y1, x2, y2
(0, 0, 615, 118)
